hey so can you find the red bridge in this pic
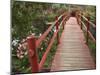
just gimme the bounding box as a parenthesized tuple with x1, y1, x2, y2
(26, 12, 96, 73)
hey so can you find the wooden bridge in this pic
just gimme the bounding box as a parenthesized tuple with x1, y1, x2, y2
(51, 17, 95, 71)
(26, 12, 96, 73)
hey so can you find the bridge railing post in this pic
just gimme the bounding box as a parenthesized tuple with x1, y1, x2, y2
(80, 13, 83, 29)
(56, 16, 60, 44)
(27, 35, 39, 73)
(77, 15, 79, 25)
(62, 15, 65, 30)
(86, 16, 90, 44)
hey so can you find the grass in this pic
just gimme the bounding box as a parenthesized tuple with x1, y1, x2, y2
(88, 38, 96, 63)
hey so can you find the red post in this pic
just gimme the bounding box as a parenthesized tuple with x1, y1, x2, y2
(27, 35, 39, 73)
(77, 14, 79, 25)
(80, 15, 82, 29)
(86, 17, 90, 44)
(62, 15, 65, 30)
(56, 16, 60, 44)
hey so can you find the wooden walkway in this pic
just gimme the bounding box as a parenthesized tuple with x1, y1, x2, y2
(51, 17, 95, 71)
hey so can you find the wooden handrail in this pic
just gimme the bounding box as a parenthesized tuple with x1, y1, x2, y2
(79, 14, 96, 28)
(81, 15, 96, 28)
(39, 31, 58, 70)
(88, 31, 96, 43)
(36, 13, 67, 48)
(81, 21, 87, 31)
(79, 14, 96, 44)
(59, 15, 68, 29)
(36, 24, 55, 48)
(27, 12, 68, 72)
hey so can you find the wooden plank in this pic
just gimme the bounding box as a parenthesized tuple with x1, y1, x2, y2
(51, 17, 95, 71)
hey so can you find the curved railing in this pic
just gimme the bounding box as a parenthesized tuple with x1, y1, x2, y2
(26, 12, 69, 72)
(77, 14, 96, 44)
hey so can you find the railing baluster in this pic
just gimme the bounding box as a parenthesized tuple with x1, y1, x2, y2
(64, 15, 66, 29)
(26, 13, 67, 72)
(86, 16, 90, 44)
(56, 16, 60, 44)
(80, 14, 96, 43)
(62, 15, 64, 29)
(27, 35, 39, 73)
(81, 13, 83, 29)
(77, 15, 80, 25)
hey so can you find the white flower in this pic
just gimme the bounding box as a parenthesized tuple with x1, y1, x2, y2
(41, 47, 43, 50)
(19, 55, 24, 59)
(24, 51, 28, 55)
(39, 33, 42, 36)
(17, 53, 20, 58)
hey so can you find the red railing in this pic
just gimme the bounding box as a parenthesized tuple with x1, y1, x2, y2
(26, 13, 68, 72)
(77, 14, 96, 44)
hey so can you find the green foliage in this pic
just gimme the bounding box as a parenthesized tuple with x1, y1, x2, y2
(82, 6, 96, 60)
(12, 1, 68, 73)
(88, 39, 96, 62)
(12, 1, 96, 73)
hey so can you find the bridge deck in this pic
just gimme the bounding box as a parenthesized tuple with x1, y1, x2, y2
(51, 17, 95, 71)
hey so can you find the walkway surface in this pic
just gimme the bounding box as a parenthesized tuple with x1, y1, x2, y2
(51, 17, 95, 71)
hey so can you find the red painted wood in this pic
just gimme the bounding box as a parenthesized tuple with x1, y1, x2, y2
(39, 32, 57, 70)
(88, 31, 96, 43)
(36, 25, 54, 48)
(27, 35, 39, 73)
(86, 17, 90, 44)
(51, 17, 95, 71)
(38, 13, 67, 69)
(36, 14, 66, 48)
(26, 13, 68, 72)
(56, 16, 60, 44)
(80, 15, 96, 43)
(62, 15, 65, 29)
(81, 14, 83, 29)
(82, 15, 96, 28)
(59, 15, 67, 30)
